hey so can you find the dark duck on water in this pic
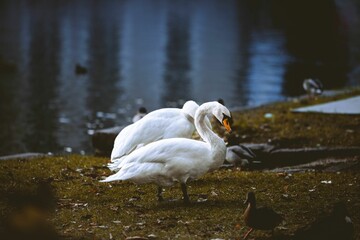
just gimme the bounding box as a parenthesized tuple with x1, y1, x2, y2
(243, 192, 284, 239)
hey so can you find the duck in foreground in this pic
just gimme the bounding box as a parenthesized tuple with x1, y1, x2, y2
(293, 202, 354, 240)
(101, 101, 231, 203)
(243, 192, 284, 239)
(226, 145, 256, 170)
(108, 100, 201, 172)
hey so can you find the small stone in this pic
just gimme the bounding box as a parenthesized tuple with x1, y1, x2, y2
(281, 194, 290, 200)
(264, 113, 273, 119)
(321, 180, 332, 184)
(211, 191, 218, 197)
(97, 225, 108, 229)
(197, 198, 208, 203)
(125, 237, 148, 240)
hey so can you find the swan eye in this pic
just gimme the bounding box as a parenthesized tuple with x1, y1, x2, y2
(222, 117, 231, 132)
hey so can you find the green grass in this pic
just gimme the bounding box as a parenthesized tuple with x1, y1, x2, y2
(0, 155, 359, 239)
(224, 87, 360, 148)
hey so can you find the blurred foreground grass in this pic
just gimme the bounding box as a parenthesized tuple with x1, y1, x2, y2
(0, 155, 359, 239)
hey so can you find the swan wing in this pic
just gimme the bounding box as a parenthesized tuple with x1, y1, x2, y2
(110, 124, 140, 160)
(110, 109, 194, 161)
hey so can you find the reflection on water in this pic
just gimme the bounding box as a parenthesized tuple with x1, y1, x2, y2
(163, 5, 191, 105)
(0, 0, 359, 155)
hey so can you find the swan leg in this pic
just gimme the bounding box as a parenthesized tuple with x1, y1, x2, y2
(180, 183, 190, 204)
(243, 228, 253, 239)
(157, 186, 164, 202)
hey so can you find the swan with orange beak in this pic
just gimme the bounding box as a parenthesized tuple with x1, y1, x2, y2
(101, 102, 232, 203)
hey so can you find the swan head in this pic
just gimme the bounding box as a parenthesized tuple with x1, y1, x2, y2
(182, 100, 199, 118)
(211, 102, 232, 132)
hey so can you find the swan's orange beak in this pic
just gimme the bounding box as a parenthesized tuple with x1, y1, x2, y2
(222, 118, 231, 132)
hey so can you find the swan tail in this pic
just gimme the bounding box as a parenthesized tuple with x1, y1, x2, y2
(101, 162, 139, 182)
(100, 172, 125, 182)
(110, 144, 143, 162)
(107, 161, 121, 172)
(107, 155, 128, 171)
(101, 163, 164, 184)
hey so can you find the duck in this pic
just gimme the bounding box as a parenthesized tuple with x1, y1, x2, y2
(101, 101, 232, 203)
(226, 145, 256, 170)
(243, 192, 284, 239)
(293, 202, 354, 240)
(303, 78, 323, 98)
(108, 100, 203, 171)
(75, 63, 88, 74)
(132, 107, 147, 123)
(217, 98, 225, 105)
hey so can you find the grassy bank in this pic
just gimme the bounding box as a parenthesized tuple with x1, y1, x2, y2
(0, 155, 359, 239)
(224, 88, 360, 148)
(1, 89, 359, 239)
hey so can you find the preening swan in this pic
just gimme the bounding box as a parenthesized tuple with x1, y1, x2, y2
(101, 101, 232, 203)
(108, 100, 200, 171)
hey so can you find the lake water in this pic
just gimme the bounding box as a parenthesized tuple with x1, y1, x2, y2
(0, 0, 359, 155)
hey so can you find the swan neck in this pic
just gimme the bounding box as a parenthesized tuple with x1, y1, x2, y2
(194, 102, 227, 171)
(182, 112, 194, 124)
(195, 107, 215, 144)
(195, 103, 225, 149)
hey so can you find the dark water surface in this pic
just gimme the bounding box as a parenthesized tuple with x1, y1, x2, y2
(0, 0, 359, 155)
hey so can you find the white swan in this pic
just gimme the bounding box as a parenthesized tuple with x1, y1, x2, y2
(101, 101, 232, 203)
(108, 100, 200, 171)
